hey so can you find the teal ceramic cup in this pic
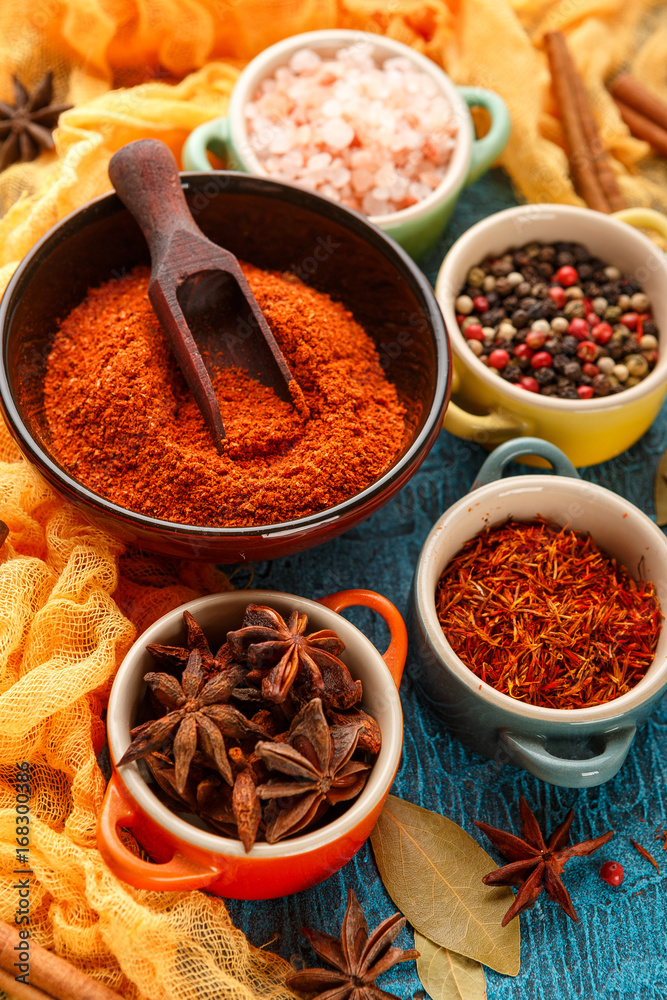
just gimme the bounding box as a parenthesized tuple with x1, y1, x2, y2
(411, 437, 667, 788)
(182, 29, 510, 259)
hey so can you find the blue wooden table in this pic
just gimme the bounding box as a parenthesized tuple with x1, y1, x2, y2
(226, 171, 667, 1000)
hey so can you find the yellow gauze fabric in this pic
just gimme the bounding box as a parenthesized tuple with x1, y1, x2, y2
(0, 2, 666, 998)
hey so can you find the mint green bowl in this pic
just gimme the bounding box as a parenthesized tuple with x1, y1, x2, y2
(183, 30, 510, 260)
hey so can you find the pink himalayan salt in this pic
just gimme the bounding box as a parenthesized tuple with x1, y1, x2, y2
(244, 42, 458, 216)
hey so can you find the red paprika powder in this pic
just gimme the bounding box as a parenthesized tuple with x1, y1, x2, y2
(43, 264, 406, 527)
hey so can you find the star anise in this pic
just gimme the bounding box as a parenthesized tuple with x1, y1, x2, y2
(146, 609, 238, 679)
(0, 72, 72, 172)
(475, 796, 614, 925)
(227, 604, 362, 708)
(287, 889, 419, 1000)
(254, 698, 370, 843)
(118, 649, 265, 793)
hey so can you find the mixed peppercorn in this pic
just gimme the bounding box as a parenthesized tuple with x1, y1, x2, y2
(456, 241, 659, 399)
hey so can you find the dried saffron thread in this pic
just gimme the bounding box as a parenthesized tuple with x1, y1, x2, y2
(630, 838, 660, 870)
(435, 517, 662, 709)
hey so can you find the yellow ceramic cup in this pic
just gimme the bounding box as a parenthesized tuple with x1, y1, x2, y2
(437, 204, 667, 467)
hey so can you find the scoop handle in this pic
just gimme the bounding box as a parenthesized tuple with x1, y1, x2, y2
(108, 139, 199, 264)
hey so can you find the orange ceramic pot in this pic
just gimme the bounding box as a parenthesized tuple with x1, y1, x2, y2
(97, 588, 407, 899)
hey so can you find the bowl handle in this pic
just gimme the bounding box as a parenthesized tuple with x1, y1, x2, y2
(473, 437, 580, 486)
(183, 117, 232, 171)
(97, 773, 224, 890)
(457, 87, 511, 187)
(497, 727, 637, 788)
(612, 207, 667, 242)
(443, 359, 533, 444)
(317, 590, 407, 690)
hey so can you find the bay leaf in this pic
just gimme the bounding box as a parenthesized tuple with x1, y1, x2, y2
(416, 932, 486, 1000)
(370, 795, 520, 976)
(654, 446, 667, 526)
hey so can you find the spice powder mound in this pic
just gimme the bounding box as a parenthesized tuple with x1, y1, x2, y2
(435, 517, 662, 709)
(43, 264, 407, 527)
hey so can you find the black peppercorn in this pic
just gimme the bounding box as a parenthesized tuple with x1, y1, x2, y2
(502, 363, 522, 383)
(534, 367, 556, 385)
(560, 336, 579, 356)
(511, 309, 528, 329)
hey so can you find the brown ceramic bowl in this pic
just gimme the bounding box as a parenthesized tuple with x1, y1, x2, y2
(0, 171, 449, 561)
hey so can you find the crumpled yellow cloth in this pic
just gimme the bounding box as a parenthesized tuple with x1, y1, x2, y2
(0, 2, 666, 998)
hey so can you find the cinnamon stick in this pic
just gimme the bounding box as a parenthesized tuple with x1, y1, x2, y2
(544, 32, 610, 211)
(572, 67, 626, 211)
(0, 966, 54, 1000)
(613, 97, 667, 158)
(610, 73, 667, 131)
(0, 922, 124, 1000)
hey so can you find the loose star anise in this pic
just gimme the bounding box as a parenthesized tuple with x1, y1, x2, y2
(254, 698, 370, 843)
(227, 604, 362, 708)
(118, 649, 264, 793)
(475, 796, 614, 925)
(287, 889, 419, 1000)
(146, 609, 238, 679)
(0, 72, 72, 172)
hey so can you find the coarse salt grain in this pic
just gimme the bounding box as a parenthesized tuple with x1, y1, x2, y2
(244, 44, 457, 216)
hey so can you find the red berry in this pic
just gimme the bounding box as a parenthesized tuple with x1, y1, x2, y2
(531, 351, 553, 369)
(525, 330, 546, 349)
(456, 313, 466, 325)
(489, 348, 510, 370)
(583, 362, 599, 377)
(620, 312, 639, 330)
(514, 343, 534, 361)
(473, 295, 489, 313)
(464, 323, 485, 341)
(577, 340, 598, 361)
(582, 297, 593, 312)
(600, 861, 624, 886)
(549, 285, 567, 308)
(586, 313, 600, 325)
(568, 317, 590, 340)
(519, 375, 540, 392)
(556, 265, 578, 286)
(591, 322, 613, 344)
(577, 385, 594, 399)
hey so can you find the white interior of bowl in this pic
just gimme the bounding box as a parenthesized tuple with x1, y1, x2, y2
(228, 28, 473, 226)
(436, 204, 667, 409)
(415, 476, 667, 719)
(107, 590, 404, 857)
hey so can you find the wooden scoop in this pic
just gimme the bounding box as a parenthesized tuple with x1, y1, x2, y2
(108, 139, 308, 452)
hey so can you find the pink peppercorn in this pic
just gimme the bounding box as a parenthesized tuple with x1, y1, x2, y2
(621, 312, 639, 330)
(531, 351, 552, 369)
(514, 343, 534, 361)
(568, 318, 589, 340)
(519, 375, 540, 392)
(555, 265, 578, 286)
(489, 348, 510, 370)
(525, 330, 546, 350)
(464, 323, 485, 341)
(473, 296, 489, 313)
(577, 341, 598, 361)
(582, 362, 599, 377)
(549, 286, 567, 309)
(577, 385, 594, 399)
(591, 322, 613, 344)
(600, 861, 624, 887)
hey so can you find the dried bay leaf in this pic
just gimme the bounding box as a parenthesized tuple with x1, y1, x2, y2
(416, 932, 487, 1000)
(654, 446, 667, 526)
(370, 795, 520, 976)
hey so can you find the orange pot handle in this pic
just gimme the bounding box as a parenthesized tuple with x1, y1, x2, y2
(97, 773, 224, 891)
(317, 589, 407, 690)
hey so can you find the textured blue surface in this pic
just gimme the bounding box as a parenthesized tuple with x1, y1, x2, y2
(225, 171, 667, 999)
